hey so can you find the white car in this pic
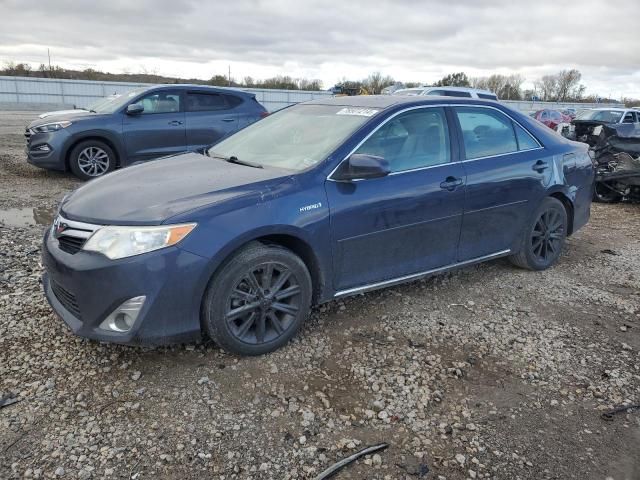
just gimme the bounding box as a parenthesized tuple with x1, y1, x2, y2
(392, 86, 498, 100)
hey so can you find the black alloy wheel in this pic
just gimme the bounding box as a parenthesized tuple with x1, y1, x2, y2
(203, 243, 312, 355)
(510, 197, 568, 271)
(225, 262, 302, 345)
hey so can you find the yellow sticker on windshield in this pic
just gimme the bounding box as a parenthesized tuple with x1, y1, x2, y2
(336, 107, 379, 117)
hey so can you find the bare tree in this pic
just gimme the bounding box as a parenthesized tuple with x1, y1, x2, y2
(363, 72, 395, 94)
(534, 74, 559, 101)
(555, 69, 582, 102)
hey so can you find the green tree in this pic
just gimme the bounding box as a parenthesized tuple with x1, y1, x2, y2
(434, 72, 470, 87)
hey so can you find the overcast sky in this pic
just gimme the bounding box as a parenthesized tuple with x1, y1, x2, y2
(1, 0, 639, 98)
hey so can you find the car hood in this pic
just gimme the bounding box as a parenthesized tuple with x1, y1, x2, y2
(61, 152, 291, 225)
(38, 109, 88, 119)
(29, 111, 103, 128)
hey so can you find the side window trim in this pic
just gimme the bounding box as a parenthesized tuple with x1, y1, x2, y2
(327, 104, 543, 181)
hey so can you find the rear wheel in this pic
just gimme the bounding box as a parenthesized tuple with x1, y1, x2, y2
(510, 197, 567, 271)
(203, 243, 312, 356)
(69, 140, 115, 180)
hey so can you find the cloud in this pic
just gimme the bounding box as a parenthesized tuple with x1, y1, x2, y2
(1, 0, 639, 97)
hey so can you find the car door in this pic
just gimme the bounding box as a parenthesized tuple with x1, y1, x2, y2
(123, 90, 186, 162)
(452, 106, 548, 261)
(325, 107, 466, 292)
(185, 91, 239, 150)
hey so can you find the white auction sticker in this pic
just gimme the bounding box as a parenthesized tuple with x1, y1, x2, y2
(336, 107, 379, 117)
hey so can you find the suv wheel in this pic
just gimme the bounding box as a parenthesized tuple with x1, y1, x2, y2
(69, 140, 115, 180)
(510, 197, 567, 271)
(203, 243, 312, 355)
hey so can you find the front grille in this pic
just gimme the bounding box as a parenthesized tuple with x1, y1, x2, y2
(50, 279, 81, 319)
(58, 235, 86, 255)
(25, 127, 32, 145)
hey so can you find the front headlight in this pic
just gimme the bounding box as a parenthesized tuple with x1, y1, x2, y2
(83, 223, 197, 259)
(32, 121, 73, 133)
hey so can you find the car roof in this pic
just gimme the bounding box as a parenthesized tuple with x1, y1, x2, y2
(588, 107, 629, 112)
(305, 94, 500, 109)
(147, 84, 255, 98)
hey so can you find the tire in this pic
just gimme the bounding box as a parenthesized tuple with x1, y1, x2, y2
(203, 242, 312, 356)
(509, 197, 568, 271)
(69, 140, 115, 180)
(593, 181, 622, 203)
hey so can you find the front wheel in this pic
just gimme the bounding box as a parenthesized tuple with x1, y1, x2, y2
(510, 197, 568, 271)
(69, 140, 115, 180)
(203, 243, 312, 356)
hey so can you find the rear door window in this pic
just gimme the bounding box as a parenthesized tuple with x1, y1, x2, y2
(186, 92, 239, 112)
(454, 107, 518, 159)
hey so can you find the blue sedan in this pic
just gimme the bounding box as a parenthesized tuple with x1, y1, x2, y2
(42, 95, 594, 355)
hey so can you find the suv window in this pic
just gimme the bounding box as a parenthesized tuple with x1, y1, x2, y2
(622, 112, 636, 123)
(477, 93, 498, 100)
(186, 92, 241, 112)
(355, 107, 450, 172)
(455, 107, 518, 159)
(426, 90, 444, 96)
(137, 91, 181, 114)
(443, 90, 472, 98)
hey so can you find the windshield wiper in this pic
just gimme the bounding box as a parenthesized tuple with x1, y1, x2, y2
(208, 152, 263, 169)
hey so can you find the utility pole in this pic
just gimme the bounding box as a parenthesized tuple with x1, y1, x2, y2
(228, 65, 231, 86)
(47, 48, 52, 77)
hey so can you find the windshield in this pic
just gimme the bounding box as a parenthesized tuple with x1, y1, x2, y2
(207, 104, 379, 171)
(91, 87, 151, 114)
(576, 109, 624, 123)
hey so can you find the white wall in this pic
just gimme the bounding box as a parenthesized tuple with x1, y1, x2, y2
(0, 76, 332, 112)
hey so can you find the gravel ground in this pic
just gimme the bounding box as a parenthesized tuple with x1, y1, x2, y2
(1, 110, 639, 480)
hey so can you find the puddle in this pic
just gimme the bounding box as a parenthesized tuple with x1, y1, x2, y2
(0, 206, 56, 227)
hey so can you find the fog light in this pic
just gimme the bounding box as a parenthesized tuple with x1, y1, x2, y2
(33, 144, 51, 152)
(99, 296, 146, 333)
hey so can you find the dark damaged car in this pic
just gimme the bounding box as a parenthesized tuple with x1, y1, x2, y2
(42, 96, 594, 355)
(571, 108, 640, 146)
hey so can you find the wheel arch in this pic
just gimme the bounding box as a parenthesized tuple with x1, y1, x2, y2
(198, 228, 327, 313)
(547, 190, 575, 235)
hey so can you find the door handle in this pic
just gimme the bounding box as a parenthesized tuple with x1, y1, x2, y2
(439, 176, 463, 191)
(168, 120, 183, 126)
(221, 118, 235, 123)
(532, 160, 549, 172)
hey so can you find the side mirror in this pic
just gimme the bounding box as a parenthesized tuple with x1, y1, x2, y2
(332, 153, 390, 181)
(126, 103, 144, 115)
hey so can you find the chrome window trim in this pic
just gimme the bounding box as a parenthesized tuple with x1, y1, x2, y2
(326, 103, 544, 182)
(334, 249, 511, 297)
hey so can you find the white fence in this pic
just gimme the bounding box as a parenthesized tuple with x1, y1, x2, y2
(0, 76, 332, 112)
(0, 75, 619, 113)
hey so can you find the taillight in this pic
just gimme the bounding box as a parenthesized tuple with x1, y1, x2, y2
(260, 111, 270, 118)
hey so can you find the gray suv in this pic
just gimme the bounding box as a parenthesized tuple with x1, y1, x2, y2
(25, 85, 268, 180)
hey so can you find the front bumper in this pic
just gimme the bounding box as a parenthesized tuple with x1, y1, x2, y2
(26, 129, 69, 171)
(42, 228, 208, 345)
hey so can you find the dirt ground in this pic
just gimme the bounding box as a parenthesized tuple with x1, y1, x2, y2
(1, 110, 639, 480)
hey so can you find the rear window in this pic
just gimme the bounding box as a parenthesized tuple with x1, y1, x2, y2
(186, 92, 243, 112)
(443, 90, 472, 98)
(478, 93, 498, 100)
